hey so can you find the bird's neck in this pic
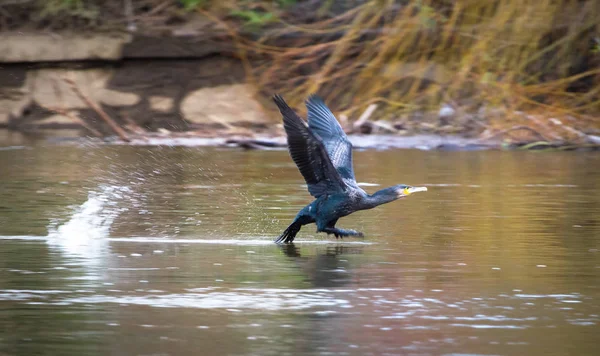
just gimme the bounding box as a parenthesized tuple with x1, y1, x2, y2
(361, 187, 400, 210)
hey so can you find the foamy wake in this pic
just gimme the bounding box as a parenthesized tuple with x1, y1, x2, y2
(46, 185, 130, 261)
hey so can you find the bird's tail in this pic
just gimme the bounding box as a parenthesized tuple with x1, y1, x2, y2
(275, 220, 302, 244)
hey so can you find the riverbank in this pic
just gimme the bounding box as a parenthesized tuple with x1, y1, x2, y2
(1, 51, 598, 150)
(1, 1, 598, 150)
(4, 128, 600, 152)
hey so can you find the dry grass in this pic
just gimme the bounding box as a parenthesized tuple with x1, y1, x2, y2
(213, 0, 600, 142)
(4, 1, 599, 143)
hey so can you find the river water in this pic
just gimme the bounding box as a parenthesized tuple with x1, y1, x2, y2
(0, 140, 599, 355)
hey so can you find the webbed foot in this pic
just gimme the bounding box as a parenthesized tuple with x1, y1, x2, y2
(322, 227, 364, 239)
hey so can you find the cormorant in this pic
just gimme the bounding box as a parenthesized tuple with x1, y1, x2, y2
(273, 94, 427, 244)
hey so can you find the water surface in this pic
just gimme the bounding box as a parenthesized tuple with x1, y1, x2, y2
(1, 142, 599, 355)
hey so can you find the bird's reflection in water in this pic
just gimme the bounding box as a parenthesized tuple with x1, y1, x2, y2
(279, 243, 363, 288)
(276, 244, 365, 353)
(280, 243, 302, 258)
(279, 243, 364, 258)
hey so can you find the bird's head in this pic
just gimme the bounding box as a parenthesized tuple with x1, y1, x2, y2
(365, 184, 428, 209)
(394, 184, 428, 198)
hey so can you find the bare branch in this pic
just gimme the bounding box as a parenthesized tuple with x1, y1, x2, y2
(62, 77, 130, 142)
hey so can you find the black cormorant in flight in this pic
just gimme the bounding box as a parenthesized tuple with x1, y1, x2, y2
(273, 94, 427, 244)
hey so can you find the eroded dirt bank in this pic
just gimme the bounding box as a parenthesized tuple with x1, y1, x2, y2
(1, 0, 599, 150)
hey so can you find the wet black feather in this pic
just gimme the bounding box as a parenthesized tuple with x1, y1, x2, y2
(272, 95, 348, 198)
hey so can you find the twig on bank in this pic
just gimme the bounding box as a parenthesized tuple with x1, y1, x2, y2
(548, 118, 594, 143)
(476, 125, 550, 143)
(62, 77, 130, 142)
(526, 116, 562, 141)
(207, 115, 254, 136)
(47, 76, 102, 137)
(43, 106, 102, 137)
(121, 112, 147, 134)
(353, 104, 377, 132)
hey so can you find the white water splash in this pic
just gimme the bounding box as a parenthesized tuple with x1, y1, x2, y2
(46, 185, 130, 261)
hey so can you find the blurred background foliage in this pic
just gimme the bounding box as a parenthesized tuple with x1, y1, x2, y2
(1, 0, 599, 139)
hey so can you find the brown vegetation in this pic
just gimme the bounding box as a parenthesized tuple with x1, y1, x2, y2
(2, 1, 599, 148)
(223, 0, 600, 146)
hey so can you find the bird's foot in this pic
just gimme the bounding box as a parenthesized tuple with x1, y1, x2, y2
(341, 229, 364, 238)
(323, 228, 364, 239)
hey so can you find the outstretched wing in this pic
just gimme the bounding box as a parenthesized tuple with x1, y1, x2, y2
(273, 95, 348, 198)
(305, 94, 357, 184)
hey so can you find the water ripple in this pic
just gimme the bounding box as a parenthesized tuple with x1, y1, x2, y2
(57, 291, 350, 311)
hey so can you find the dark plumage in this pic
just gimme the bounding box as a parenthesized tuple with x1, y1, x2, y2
(273, 94, 427, 244)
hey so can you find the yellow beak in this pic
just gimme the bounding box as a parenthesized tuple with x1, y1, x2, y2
(404, 186, 428, 195)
